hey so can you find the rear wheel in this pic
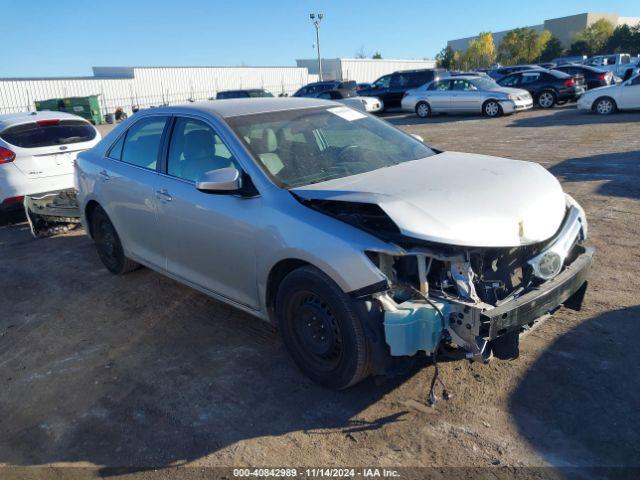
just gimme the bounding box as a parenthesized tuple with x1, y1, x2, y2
(594, 97, 617, 115)
(91, 206, 140, 274)
(415, 101, 431, 118)
(537, 90, 556, 108)
(275, 266, 371, 389)
(483, 100, 503, 117)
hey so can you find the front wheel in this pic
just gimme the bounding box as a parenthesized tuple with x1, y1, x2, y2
(275, 266, 371, 389)
(483, 100, 503, 117)
(594, 97, 617, 115)
(537, 91, 556, 108)
(91, 206, 140, 275)
(415, 101, 431, 118)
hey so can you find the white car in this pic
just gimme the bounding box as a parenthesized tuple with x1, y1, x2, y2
(578, 74, 640, 114)
(315, 90, 384, 113)
(0, 111, 100, 206)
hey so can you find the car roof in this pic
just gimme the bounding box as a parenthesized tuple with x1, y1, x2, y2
(0, 111, 89, 130)
(438, 75, 485, 81)
(139, 97, 332, 119)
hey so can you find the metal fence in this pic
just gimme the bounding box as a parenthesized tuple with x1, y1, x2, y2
(0, 67, 319, 118)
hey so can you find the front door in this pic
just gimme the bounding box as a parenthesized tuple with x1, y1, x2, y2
(449, 79, 482, 112)
(96, 115, 169, 269)
(155, 116, 261, 309)
(621, 76, 640, 109)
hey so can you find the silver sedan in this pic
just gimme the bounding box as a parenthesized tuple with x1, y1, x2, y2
(76, 98, 592, 389)
(401, 75, 533, 118)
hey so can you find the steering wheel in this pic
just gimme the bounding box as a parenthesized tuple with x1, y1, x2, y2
(337, 144, 360, 162)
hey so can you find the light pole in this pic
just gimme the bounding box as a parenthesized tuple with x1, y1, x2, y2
(310, 13, 324, 81)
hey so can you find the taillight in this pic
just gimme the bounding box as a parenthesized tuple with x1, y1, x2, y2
(2, 196, 24, 204)
(598, 73, 607, 82)
(36, 119, 60, 126)
(564, 78, 576, 86)
(0, 146, 15, 164)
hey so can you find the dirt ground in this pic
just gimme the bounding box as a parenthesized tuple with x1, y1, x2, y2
(1, 106, 639, 478)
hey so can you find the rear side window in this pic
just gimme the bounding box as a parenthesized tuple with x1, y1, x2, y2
(0, 119, 96, 148)
(117, 117, 168, 170)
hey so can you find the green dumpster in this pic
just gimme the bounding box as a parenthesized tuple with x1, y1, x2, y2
(35, 95, 102, 125)
(62, 96, 102, 125)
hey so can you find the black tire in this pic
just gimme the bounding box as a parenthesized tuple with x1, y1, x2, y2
(275, 266, 371, 389)
(482, 99, 503, 117)
(90, 206, 140, 275)
(593, 96, 617, 115)
(536, 90, 556, 108)
(415, 101, 431, 118)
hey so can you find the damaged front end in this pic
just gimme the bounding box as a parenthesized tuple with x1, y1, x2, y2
(302, 194, 594, 363)
(24, 189, 81, 238)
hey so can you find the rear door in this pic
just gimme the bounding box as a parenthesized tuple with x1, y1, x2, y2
(0, 119, 98, 180)
(96, 115, 169, 269)
(426, 80, 452, 112)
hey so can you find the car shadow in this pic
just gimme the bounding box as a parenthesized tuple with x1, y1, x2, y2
(549, 151, 640, 200)
(509, 305, 640, 468)
(0, 227, 419, 475)
(508, 107, 639, 127)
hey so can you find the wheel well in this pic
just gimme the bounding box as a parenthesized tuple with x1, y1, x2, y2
(266, 259, 311, 322)
(84, 200, 101, 238)
(415, 100, 430, 110)
(483, 98, 501, 107)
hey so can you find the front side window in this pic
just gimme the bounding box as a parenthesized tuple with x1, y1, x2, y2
(167, 118, 236, 182)
(227, 107, 435, 188)
(0, 120, 96, 148)
(451, 79, 475, 91)
(119, 117, 168, 170)
(372, 75, 391, 89)
(499, 75, 520, 87)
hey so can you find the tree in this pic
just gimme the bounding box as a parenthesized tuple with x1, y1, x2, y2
(462, 32, 496, 69)
(566, 40, 591, 56)
(355, 45, 367, 59)
(497, 28, 552, 64)
(570, 19, 615, 56)
(372, 51, 382, 59)
(436, 46, 456, 69)
(604, 24, 640, 54)
(539, 35, 564, 61)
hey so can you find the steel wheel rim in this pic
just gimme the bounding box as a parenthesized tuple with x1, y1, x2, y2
(597, 99, 612, 114)
(417, 103, 429, 117)
(486, 102, 499, 116)
(539, 93, 554, 107)
(288, 290, 343, 371)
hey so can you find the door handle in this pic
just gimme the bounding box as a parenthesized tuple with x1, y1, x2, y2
(155, 189, 172, 202)
(98, 170, 110, 181)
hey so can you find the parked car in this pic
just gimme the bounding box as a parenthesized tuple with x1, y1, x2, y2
(497, 70, 585, 108)
(401, 75, 532, 118)
(552, 64, 614, 90)
(215, 89, 274, 100)
(356, 69, 448, 110)
(76, 98, 593, 389)
(552, 55, 587, 66)
(487, 65, 544, 81)
(578, 73, 640, 114)
(315, 89, 383, 113)
(1, 111, 100, 216)
(356, 83, 371, 92)
(584, 53, 639, 78)
(293, 80, 357, 97)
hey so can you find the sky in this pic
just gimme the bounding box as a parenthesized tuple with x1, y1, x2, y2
(1, 0, 637, 78)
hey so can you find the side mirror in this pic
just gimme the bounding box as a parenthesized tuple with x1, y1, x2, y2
(411, 134, 424, 143)
(195, 167, 241, 193)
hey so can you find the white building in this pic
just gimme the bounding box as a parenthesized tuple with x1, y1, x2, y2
(0, 65, 319, 117)
(296, 58, 437, 83)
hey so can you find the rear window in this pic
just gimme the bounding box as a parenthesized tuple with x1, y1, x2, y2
(217, 91, 249, 99)
(1, 119, 96, 148)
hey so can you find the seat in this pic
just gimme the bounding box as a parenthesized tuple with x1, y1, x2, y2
(249, 128, 284, 175)
(180, 129, 232, 181)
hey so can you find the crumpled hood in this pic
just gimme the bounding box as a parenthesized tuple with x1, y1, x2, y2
(293, 151, 567, 247)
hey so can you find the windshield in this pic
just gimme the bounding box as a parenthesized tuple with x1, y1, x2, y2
(227, 106, 435, 188)
(471, 77, 499, 90)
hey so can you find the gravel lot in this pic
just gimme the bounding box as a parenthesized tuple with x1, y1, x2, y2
(1, 106, 639, 478)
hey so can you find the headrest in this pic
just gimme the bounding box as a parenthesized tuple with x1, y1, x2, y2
(184, 129, 216, 158)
